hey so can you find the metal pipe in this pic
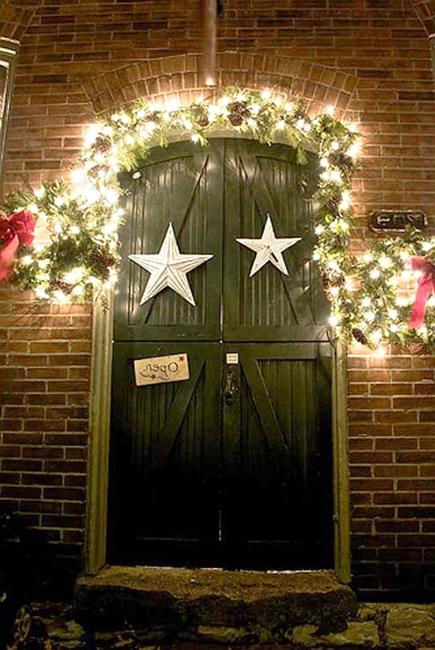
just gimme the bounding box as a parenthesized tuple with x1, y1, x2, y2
(200, 0, 217, 86)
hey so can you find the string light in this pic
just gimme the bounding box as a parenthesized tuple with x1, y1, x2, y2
(4, 86, 433, 347)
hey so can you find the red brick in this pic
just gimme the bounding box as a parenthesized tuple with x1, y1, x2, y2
(0, 0, 434, 598)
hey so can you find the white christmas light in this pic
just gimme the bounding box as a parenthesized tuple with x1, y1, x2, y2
(64, 267, 84, 284)
(370, 269, 381, 280)
(54, 290, 68, 303)
(21, 255, 33, 266)
(329, 314, 340, 326)
(339, 191, 351, 210)
(346, 141, 361, 158)
(84, 123, 100, 147)
(379, 256, 392, 269)
(35, 286, 49, 300)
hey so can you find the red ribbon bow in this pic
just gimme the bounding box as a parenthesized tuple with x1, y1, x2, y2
(0, 210, 36, 281)
(408, 256, 435, 330)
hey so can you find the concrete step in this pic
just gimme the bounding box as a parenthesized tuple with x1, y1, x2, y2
(75, 566, 357, 643)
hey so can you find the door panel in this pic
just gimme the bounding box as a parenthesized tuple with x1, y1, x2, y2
(114, 142, 223, 341)
(109, 138, 333, 569)
(223, 139, 329, 341)
(222, 343, 332, 568)
(109, 342, 222, 565)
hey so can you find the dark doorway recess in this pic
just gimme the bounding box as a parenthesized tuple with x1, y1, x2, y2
(108, 138, 333, 570)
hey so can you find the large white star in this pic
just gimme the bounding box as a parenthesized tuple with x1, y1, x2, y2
(129, 223, 213, 306)
(236, 215, 301, 277)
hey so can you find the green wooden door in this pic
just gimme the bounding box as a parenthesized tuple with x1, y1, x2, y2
(109, 139, 332, 569)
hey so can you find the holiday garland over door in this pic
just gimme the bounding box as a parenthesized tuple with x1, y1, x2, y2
(0, 88, 433, 348)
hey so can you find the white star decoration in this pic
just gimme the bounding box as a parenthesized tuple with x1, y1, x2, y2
(129, 223, 213, 306)
(236, 215, 301, 277)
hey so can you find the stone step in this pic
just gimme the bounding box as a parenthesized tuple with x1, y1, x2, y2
(75, 566, 357, 642)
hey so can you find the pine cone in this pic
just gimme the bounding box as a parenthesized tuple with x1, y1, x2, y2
(326, 195, 341, 212)
(89, 248, 118, 280)
(51, 280, 73, 294)
(87, 164, 109, 179)
(228, 101, 249, 126)
(328, 151, 353, 169)
(92, 135, 112, 154)
(192, 105, 210, 127)
(352, 328, 368, 345)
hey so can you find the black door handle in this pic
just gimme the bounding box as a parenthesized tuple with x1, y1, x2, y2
(224, 367, 238, 405)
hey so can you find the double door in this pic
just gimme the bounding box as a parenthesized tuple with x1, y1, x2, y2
(109, 138, 333, 569)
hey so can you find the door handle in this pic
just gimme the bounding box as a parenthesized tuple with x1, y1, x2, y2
(224, 367, 238, 405)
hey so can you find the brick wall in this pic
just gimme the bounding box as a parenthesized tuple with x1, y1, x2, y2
(0, 0, 434, 596)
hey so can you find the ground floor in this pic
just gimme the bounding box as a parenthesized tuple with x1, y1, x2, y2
(21, 567, 435, 649)
(24, 600, 435, 649)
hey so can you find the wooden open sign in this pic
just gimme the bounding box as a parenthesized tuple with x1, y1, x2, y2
(134, 353, 190, 386)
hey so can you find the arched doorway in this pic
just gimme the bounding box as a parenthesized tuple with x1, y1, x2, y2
(107, 138, 333, 569)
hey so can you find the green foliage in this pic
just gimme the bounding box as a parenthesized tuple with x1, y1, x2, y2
(1, 87, 433, 347)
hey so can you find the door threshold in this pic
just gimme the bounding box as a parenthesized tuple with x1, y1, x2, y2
(75, 565, 357, 634)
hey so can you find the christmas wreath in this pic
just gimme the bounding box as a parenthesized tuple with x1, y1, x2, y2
(0, 88, 433, 347)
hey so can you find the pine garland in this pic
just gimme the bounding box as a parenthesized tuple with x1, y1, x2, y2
(1, 87, 433, 347)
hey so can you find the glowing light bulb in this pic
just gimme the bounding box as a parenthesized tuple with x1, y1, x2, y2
(191, 133, 200, 143)
(346, 141, 361, 158)
(84, 123, 100, 147)
(379, 256, 392, 269)
(326, 104, 335, 115)
(275, 119, 286, 130)
(54, 290, 68, 303)
(370, 269, 381, 280)
(339, 191, 351, 210)
(21, 255, 33, 266)
(35, 286, 49, 300)
(329, 314, 340, 326)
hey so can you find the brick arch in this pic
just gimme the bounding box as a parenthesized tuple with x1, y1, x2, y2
(81, 52, 358, 119)
(0, 1, 41, 41)
(410, 0, 435, 36)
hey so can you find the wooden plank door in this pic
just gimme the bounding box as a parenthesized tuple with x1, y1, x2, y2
(222, 343, 333, 569)
(223, 138, 329, 342)
(220, 139, 332, 567)
(109, 138, 333, 569)
(114, 140, 223, 342)
(109, 141, 225, 565)
(109, 342, 222, 565)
